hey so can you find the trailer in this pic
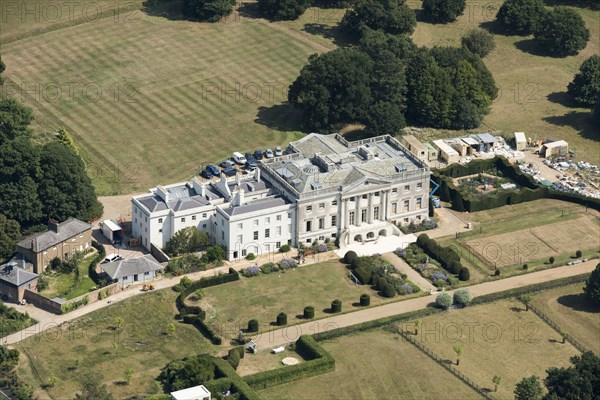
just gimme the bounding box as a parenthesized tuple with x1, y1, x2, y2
(100, 219, 123, 245)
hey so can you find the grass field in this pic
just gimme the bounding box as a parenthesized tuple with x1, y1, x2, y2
(2, 1, 598, 195)
(38, 257, 97, 300)
(15, 290, 216, 399)
(260, 329, 480, 400)
(199, 261, 418, 341)
(532, 284, 600, 355)
(439, 199, 600, 277)
(408, 298, 580, 399)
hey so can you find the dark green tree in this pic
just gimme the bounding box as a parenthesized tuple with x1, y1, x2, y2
(543, 352, 600, 400)
(0, 214, 20, 260)
(461, 28, 496, 58)
(422, 0, 466, 23)
(75, 373, 114, 400)
(514, 376, 543, 400)
(288, 48, 373, 131)
(496, 0, 545, 35)
(534, 7, 590, 57)
(0, 55, 5, 85)
(183, 0, 235, 22)
(568, 55, 600, 106)
(158, 355, 215, 392)
(201, 245, 225, 263)
(0, 137, 43, 225)
(38, 142, 103, 222)
(594, 102, 600, 125)
(340, 0, 416, 39)
(165, 227, 209, 256)
(584, 264, 600, 306)
(0, 98, 34, 143)
(257, 0, 310, 21)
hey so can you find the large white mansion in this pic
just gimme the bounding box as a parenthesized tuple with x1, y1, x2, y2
(132, 133, 431, 260)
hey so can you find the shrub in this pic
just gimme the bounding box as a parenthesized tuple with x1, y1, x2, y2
(382, 284, 396, 298)
(449, 260, 462, 274)
(523, 264, 529, 270)
(276, 312, 287, 326)
(576, 250, 582, 258)
(235, 346, 245, 359)
(248, 319, 259, 333)
(461, 28, 495, 58)
(303, 306, 315, 319)
(261, 262, 277, 274)
(180, 276, 192, 288)
(458, 267, 470, 281)
(243, 266, 261, 277)
(353, 266, 373, 285)
(494, 269, 501, 276)
(331, 299, 342, 313)
(98, 290, 107, 300)
(359, 294, 370, 307)
(227, 348, 240, 370)
(246, 253, 256, 260)
(448, 276, 459, 286)
(436, 292, 452, 309)
(377, 276, 388, 291)
(279, 244, 291, 253)
(435, 279, 447, 288)
(453, 289, 473, 307)
(549, 256, 555, 264)
(343, 250, 358, 264)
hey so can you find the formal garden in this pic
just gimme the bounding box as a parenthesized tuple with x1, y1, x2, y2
(36, 251, 98, 300)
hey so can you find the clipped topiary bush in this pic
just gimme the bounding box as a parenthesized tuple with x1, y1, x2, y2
(248, 319, 259, 333)
(522, 264, 528, 270)
(458, 267, 470, 281)
(343, 250, 358, 264)
(436, 292, 452, 309)
(246, 253, 256, 260)
(303, 306, 315, 319)
(549, 256, 555, 264)
(575, 250, 582, 258)
(494, 269, 501, 276)
(331, 299, 342, 313)
(377, 276, 388, 291)
(276, 312, 287, 326)
(360, 294, 370, 307)
(228, 347, 241, 370)
(383, 284, 396, 298)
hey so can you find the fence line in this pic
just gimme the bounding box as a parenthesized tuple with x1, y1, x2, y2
(526, 303, 589, 354)
(398, 330, 497, 400)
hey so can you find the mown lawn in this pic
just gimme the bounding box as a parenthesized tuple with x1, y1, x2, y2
(532, 283, 600, 355)
(37, 257, 98, 300)
(260, 329, 480, 400)
(408, 298, 580, 399)
(198, 261, 421, 342)
(15, 290, 216, 399)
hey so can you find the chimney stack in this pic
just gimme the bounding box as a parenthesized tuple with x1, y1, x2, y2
(255, 168, 261, 182)
(48, 217, 59, 233)
(233, 188, 244, 207)
(236, 172, 241, 186)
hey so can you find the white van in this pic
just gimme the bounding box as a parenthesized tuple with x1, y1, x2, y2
(232, 152, 247, 165)
(102, 253, 122, 264)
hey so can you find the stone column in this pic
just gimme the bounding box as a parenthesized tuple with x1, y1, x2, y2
(355, 196, 361, 227)
(368, 193, 374, 224)
(339, 198, 345, 231)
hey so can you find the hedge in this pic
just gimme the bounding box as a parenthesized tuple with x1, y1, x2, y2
(89, 240, 106, 284)
(343, 250, 358, 264)
(208, 358, 261, 400)
(303, 306, 315, 319)
(331, 299, 342, 313)
(416, 234, 466, 277)
(359, 294, 370, 307)
(185, 316, 222, 345)
(244, 336, 335, 390)
(248, 319, 259, 333)
(276, 312, 287, 326)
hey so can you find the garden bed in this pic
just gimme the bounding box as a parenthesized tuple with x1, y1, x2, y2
(396, 244, 460, 289)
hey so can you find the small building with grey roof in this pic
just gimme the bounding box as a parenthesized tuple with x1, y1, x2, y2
(0, 255, 38, 302)
(100, 255, 164, 288)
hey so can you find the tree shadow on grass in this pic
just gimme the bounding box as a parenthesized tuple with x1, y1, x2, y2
(255, 103, 304, 132)
(547, 91, 580, 108)
(557, 293, 600, 313)
(237, 2, 260, 19)
(514, 39, 571, 58)
(479, 21, 513, 36)
(543, 111, 599, 141)
(510, 306, 523, 312)
(302, 23, 352, 47)
(142, 0, 185, 21)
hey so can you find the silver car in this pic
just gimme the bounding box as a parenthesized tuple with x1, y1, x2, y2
(275, 146, 282, 156)
(265, 148, 274, 158)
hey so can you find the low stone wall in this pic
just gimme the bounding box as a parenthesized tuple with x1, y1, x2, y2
(23, 290, 63, 314)
(24, 282, 121, 314)
(150, 243, 170, 263)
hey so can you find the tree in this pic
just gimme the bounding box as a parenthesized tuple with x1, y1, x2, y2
(522, 293, 532, 311)
(543, 351, 600, 400)
(436, 292, 452, 309)
(514, 376, 543, 400)
(165, 227, 209, 256)
(496, 0, 545, 35)
(453, 289, 473, 307)
(568, 55, 600, 106)
(115, 317, 124, 332)
(158, 355, 215, 392)
(340, 0, 416, 39)
(461, 29, 496, 58)
(257, 0, 310, 21)
(201, 245, 224, 264)
(182, 0, 235, 22)
(38, 142, 103, 222)
(165, 323, 175, 335)
(453, 345, 463, 365)
(75, 373, 114, 400)
(584, 264, 600, 306)
(0, 55, 5, 85)
(594, 102, 600, 125)
(575, 250, 583, 258)
(0, 98, 34, 144)
(289, 48, 373, 131)
(549, 256, 555, 264)
(0, 214, 20, 260)
(56, 128, 79, 155)
(492, 375, 501, 392)
(534, 7, 590, 57)
(123, 367, 133, 385)
(422, 0, 466, 23)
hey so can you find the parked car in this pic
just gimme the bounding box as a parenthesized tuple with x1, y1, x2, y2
(275, 146, 282, 156)
(254, 149, 264, 160)
(102, 253, 122, 264)
(201, 169, 213, 179)
(244, 152, 253, 162)
(245, 157, 258, 168)
(265, 148, 274, 158)
(232, 152, 247, 165)
(206, 165, 220, 177)
(220, 160, 235, 169)
(222, 167, 237, 177)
